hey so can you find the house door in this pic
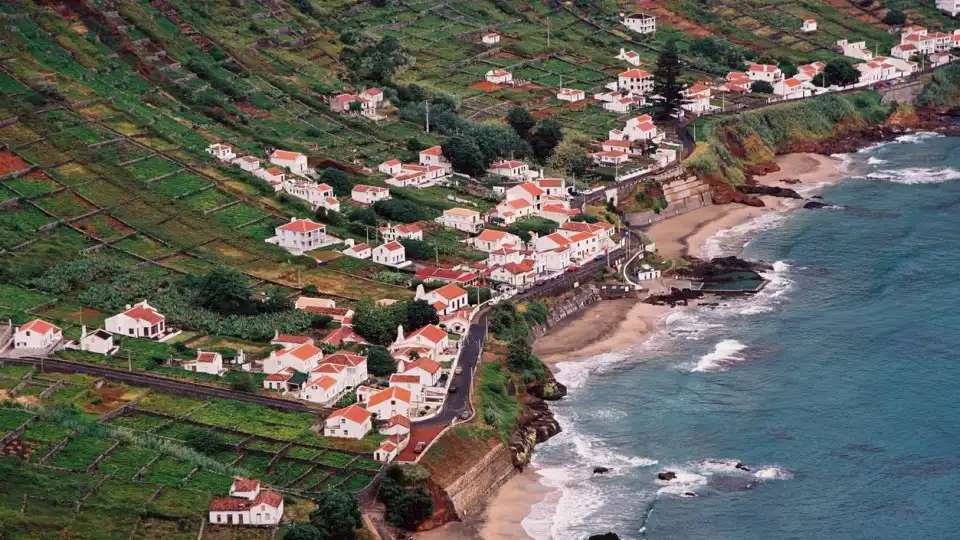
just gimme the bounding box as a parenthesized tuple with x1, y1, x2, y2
(255, 513, 262, 524)
(227, 514, 233, 524)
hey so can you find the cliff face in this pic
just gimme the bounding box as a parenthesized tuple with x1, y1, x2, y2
(529, 284, 601, 339)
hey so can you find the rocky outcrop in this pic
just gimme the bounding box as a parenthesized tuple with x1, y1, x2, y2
(644, 287, 704, 306)
(709, 179, 764, 207)
(674, 256, 773, 280)
(527, 373, 567, 401)
(529, 284, 601, 339)
(509, 397, 561, 469)
(658, 471, 678, 481)
(588, 534, 621, 540)
(804, 201, 829, 209)
(736, 184, 802, 199)
(593, 467, 611, 474)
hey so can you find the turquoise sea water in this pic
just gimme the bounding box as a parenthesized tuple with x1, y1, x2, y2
(523, 133, 960, 540)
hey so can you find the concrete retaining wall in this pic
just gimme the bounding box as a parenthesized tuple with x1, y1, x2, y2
(443, 443, 517, 518)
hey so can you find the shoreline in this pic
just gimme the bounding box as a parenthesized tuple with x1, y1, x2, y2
(473, 153, 847, 540)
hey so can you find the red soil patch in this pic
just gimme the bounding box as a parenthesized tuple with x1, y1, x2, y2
(470, 80, 500, 92)
(395, 424, 447, 463)
(0, 151, 29, 175)
(637, 1, 713, 38)
(236, 101, 270, 119)
(75, 215, 133, 238)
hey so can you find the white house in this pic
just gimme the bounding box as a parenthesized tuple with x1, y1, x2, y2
(388, 374, 424, 405)
(13, 319, 62, 351)
(837, 39, 873, 61)
(622, 12, 656, 34)
(535, 245, 572, 273)
(268, 218, 337, 255)
(343, 242, 372, 259)
(603, 96, 637, 113)
(540, 203, 579, 224)
(373, 241, 409, 267)
(485, 69, 513, 84)
(206, 143, 235, 162)
(487, 160, 536, 180)
(439, 309, 471, 335)
(438, 207, 483, 233)
(473, 229, 523, 253)
(391, 324, 450, 361)
(482, 32, 500, 45)
(379, 159, 402, 176)
(616, 48, 642, 66)
(620, 114, 659, 141)
(374, 433, 409, 463)
(330, 94, 376, 117)
(301, 375, 342, 404)
(255, 167, 286, 190)
(801, 19, 817, 32)
(637, 263, 662, 281)
(324, 404, 372, 439)
(682, 83, 713, 114)
(618, 69, 654, 94)
(263, 342, 323, 374)
(774, 77, 811, 100)
(556, 88, 586, 102)
(938, 0, 960, 16)
(491, 198, 534, 224)
(402, 357, 442, 386)
(351, 185, 390, 205)
(362, 87, 384, 107)
(78, 326, 117, 355)
(591, 150, 630, 166)
(379, 414, 411, 438)
(537, 178, 566, 197)
(283, 181, 334, 210)
(209, 479, 283, 527)
(105, 301, 167, 340)
(263, 367, 306, 392)
(419, 146, 451, 172)
(233, 155, 261, 172)
(182, 350, 224, 376)
(318, 352, 368, 387)
(747, 64, 783, 83)
(418, 283, 469, 316)
(366, 386, 412, 420)
(491, 259, 538, 288)
(269, 149, 308, 174)
(795, 62, 826, 82)
(379, 222, 423, 242)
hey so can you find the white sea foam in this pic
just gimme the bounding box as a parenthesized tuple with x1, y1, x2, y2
(867, 156, 887, 165)
(735, 260, 794, 315)
(866, 167, 960, 185)
(690, 339, 748, 372)
(700, 211, 790, 259)
(895, 131, 943, 144)
(830, 152, 855, 172)
(656, 470, 709, 496)
(655, 459, 793, 498)
(754, 466, 794, 480)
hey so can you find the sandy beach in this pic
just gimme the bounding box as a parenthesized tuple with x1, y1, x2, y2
(646, 153, 845, 258)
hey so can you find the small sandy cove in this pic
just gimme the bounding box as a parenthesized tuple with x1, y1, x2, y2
(647, 153, 845, 258)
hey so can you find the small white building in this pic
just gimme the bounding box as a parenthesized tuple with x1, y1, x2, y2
(373, 241, 409, 268)
(622, 12, 656, 34)
(78, 326, 117, 355)
(603, 96, 636, 113)
(487, 160, 535, 181)
(637, 263, 662, 281)
(262, 367, 306, 392)
(324, 404, 372, 439)
(379, 223, 423, 242)
(556, 88, 586, 102)
(616, 48, 642, 66)
(105, 301, 167, 340)
(491, 259, 538, 288)
(418, 283, 470, 316)
(439, 309, 471, 335)
(208, 478, 283, 527)
(801, 19, 817, 32)
(419, 146, 452, 172)
(351, 185, 391, 205)
(263, 342, 324, 374)
(268, 218, 336, 255)
(206, 143, 236, 162)
(182, 350, 224, 376)
(837, 39, 873, 61)
(747, 64, 783, 83)
(366, 386, 412, 420)
(473, 229, 523, 253)
(374, 434, 409, 463)
(774, 77, 811, 100)
(682, 83, 713, 114)
(233, 155, 261, 172)
(591, 150, 630, 166)
(255, 167, 286, 190)
(362, 88, 384, 107)
(438, 207, 483, 233)
(389, 374, 424, 405)
(482, 32, 500, 45)
(391, 324, 450, 361)
(343, 242, 372, 259)
(379, 159, 402, 176)
(13, 319, 62, 351)
(618, 69, 654, 94)
(402, 357, 442, 386)
(269, 149, 308, 174)
(485, 69, 513, 85)
(283, 181, 334, 211)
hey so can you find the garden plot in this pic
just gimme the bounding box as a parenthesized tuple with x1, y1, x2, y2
(0, 203, 57, 249)
(0, 123, 41, 148)
(191, 240, 262, 266)
(72, 179, 134, 208)
(211, 202, 268, 228)
(34, 191, 97, 219)
(150, 216, 219, 248)
(90, 140, 152, 166)
(110, 199, 175, 229)
(49, 162, 99, 186)
(74, 214, 135, 241)
(4, 170, 60, 198)
(159, 253, 219, 274)
(96, 446, 158, 479)
(180, 188, 237, 213)
(122, 156, 180, 182)
(0, 150, 32, 176)
(155, 172, 211, 198)
(112, 234, 173, 259)
(31, 300, 106, 328)
(15, 141, 70, 168)
(138, 393, 206, 417)
(48, 436, 116, 470)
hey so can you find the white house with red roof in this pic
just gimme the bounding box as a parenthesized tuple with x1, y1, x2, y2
(379, 159, 402, 176)
(268, 217, 337, 255)
(837, 40, 873, 61)
(801, 19, 817, 32)
(263, 342, 324, 374)
(486, 246, 523, 268)
(417, 283, 469, 316)
(485, 69, 513, 84)
(415, 267, 478, 286)
(491, 259, 538, 288)
(233, 155, 261, 172)
(317, 352, 368, 387)
(591, 150, 630, 166)
(540, 203, 580, 225)
(330, 93, 375, 117)
(618, 68, 654, 94)
(795, 62, 826, 83)
(282, 181, 337, 211)
(105, 301, 168, 340)
(746, 64, 783, 83)
(324, 404, 372, 439)
(505, 182, 546, 209)
(342, 241, 372, 260)
(621, 114, 659, 142)
(380, 414, 411, 437)
(402, 357, 442, 386)
(269, 149, 308, 174)
(255, 167, 286, 190)
(263, 367, 306, 392)
(301, 374, 343, 404)
(473, 229, 522, 253)
(389, 374, 424, 404)
(419, 146, 451, 172)
(373, 241, 410, 268)
(209, 477, 283, 526)
(439, 309, 471, 335)
(491, 198, 535, 224)
(206, 143, 236, 162)
(487, 160, 537, 181)
(322, 326, 368, 348)
(270, 333, 314, 348)
(556, 88, 586, 102)
(603, 95, 638, 113)
(535, 244, 572, 272)
(379, 222, 423, 242)
(682, 83, 713, 114)
(374, 433, 409, 463)
(391, 324, 450, 361)
(182, 350, 224, 376)
(13, 319, 62, 351)
(351, 185, 391, 205)
(774, 77, 811, 100)
(366, 386, 412, 419)
(616, 47, 642, 66)
(438, 207, 483, 233)
(362, 87, 384, 107)
(482, 32, 500, 45)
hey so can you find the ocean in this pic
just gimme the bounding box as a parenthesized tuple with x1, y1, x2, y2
(522, 133, 960, 539)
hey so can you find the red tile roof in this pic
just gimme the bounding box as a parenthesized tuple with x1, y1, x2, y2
(353, 185, 387, 193)
(433, 283, 468, 301)
(503, 260, 536, 274)
(387, 414, 411, 428)
(619, 69, 652, 78)
(405, 357, 441, 375)
(538, 178, 563, 187)
(209, 497, 251, 512)
(390, 374, 422, 384)
(252, 489, 283, 508)
(196, 351, 219, 363)
(232, 476, 260, 492)
(381, 241, 404, 252)
(123, 305, 164, 325)
(420, 146, 442, 156)
(273, 334, 312, 345)
(368, 386, 411, 407)
(19, 319, 60, 335)
(321, 353, 366, 367)
(408, 324, 447, 344)
(271, 150, 303, 161)
(518, 182, 545, 197)
(322, 326, 367, 347)
(328, 404, 371, 424)
(288, 343, 323, 361)
(309, 375, 338, 390)
(278, 219, 324, 233)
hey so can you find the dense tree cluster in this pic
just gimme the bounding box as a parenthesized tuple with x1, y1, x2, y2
(352, 299, 440, 345)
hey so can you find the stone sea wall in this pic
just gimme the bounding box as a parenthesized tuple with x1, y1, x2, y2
(443, 443, 517, 518)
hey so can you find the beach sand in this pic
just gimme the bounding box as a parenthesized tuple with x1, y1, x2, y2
(647, 153, 845, 258)
(477, 469, 553, 540)
(534, 299, 671, 365)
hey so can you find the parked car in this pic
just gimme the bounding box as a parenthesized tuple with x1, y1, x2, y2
(414, 441, 426, 454)
(449, 385, 458, 393)
(460, 410, 470, 420)
(567, 265, 579, 272)
(455, 366, 463, 375)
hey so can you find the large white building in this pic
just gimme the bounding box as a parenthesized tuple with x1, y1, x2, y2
(269, 149, 308, 174)
(283, 181, 337, 212)
(351, 185, 391, 205)
(324, 404, 372, 439)
(617, 69, 654, 94)
(365, 386, 412, 420)
(487, 160, 537, 181)
(268, 218, 337, 255)
(622, 12, 656, 34)
(373, 241, 410, 268)
(13, 319, 62, 351)
(938, 0, 960, 17)
(417, 283, 469, 316)
(747, 64, 783, 83)
(105, 301, 167, 340)
(438, 207, 483, 233)
(263, 342, 324, 374)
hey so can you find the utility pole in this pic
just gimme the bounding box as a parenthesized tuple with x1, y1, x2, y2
(435, 245, 440, 268)
(547, 19, 551, 49)
(425, 99, 430, 133)
(128, 351, 132, 372)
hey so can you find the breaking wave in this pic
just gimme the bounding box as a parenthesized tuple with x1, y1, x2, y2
(866, 167, 960, 185)
(690, 339, 748, 372)
(700, 211, 790, 259)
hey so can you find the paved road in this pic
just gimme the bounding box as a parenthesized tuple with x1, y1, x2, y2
(417, 312, 489, 427)
(0, 355, 332, 415)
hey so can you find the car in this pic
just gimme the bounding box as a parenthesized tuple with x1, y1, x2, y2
(567, 265, 579, 272)
(460, 410, 470, 420)
(449, 385, 458, 393)
(455, 366, 463, 375)
(413, 442, 426, 454)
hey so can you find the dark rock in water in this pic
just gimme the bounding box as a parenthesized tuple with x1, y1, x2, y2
(528, 377, 567, 401)
(782, 178, 801, 185)
(588, 534, 621, 540)
(735, 462, 751, 472)
(675, 256, 773, 279)
(593, 467, 611, 474)
(644, 287, 704, 307)
(658, 471, 678, 481)
(682, 491, 698, 498)
(508, 397, 561, 469)
(736, 184, 803, 199)
(804, 201, 829, 209)
(811, 195, 824, 199)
